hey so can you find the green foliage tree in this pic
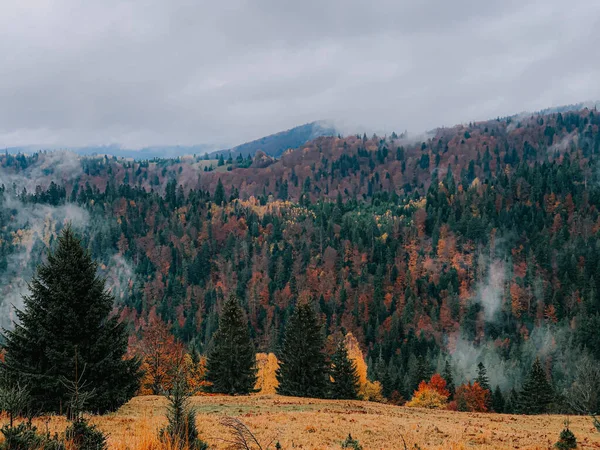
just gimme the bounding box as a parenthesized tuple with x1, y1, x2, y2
(276, 302, 328, 398)
(519, 358, 554, 414)
(205, 295, 257, 395)
(329, 340, 360, 400)
(2, 227, 140, 414)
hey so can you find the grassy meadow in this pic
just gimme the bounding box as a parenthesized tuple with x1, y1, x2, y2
(2, 395, 599, 450)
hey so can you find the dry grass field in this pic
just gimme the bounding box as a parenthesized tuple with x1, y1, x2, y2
(3, 395, 600, 450)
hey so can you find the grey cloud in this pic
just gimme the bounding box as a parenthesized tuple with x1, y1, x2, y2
(0, 0, 599, 149)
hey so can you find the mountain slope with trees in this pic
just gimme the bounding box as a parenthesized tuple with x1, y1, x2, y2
(1, 106, 600, 412)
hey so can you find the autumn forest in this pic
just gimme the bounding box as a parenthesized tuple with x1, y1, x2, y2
(2, 106, 600, 446)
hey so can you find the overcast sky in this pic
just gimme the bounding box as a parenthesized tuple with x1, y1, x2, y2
(1, 0, 599, 149)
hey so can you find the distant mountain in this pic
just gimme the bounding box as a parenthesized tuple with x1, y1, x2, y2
(212, 121, 337, 159)
(2, 121, 336, 160)
(3, 144, 217, 160)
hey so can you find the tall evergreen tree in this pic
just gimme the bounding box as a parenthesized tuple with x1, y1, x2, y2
(443, 360, 455, 400)
(518, 358, 554, 414)
(476, 362, 491, 392)
(492, 385, 505, 413)
(213, 179, 225, 205)
(2, 227, 140, 414)
(476, 361, 491, 408)
(276, 302, 328, 398)
(329, 340, 360, 400)
(205, 295, 257, 395)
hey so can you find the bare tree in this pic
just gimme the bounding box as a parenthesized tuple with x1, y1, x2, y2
(565, 356, 600, 431)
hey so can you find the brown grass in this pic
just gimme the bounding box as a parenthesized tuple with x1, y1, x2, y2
(2, 395, 599, 449)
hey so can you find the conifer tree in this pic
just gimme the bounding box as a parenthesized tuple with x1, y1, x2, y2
(329, 340, 360, 400)
(492, 385, 505, 413)
(213, 179, 225, 205)
(276, 302, 328, 398)
(411, 356, 432, 393)
(504, 387, 519, 414)
(2, 226, 140, 414)
(476, 361, 491, 408)
(476, 362, 491, 392)
(205, 295, 257, 395)
(443, 360, 455, 400)
(519, 358, 554, 414)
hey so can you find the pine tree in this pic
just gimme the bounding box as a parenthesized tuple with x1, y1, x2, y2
(443, 360, 455, 400)
(329, 340, 360, 400)
(519, 358, 554, 414)
(2, 227, 140, 414)
(205, 295, 257, 395)
(276, 302, 328, 398)
(492, 385, 505, 413)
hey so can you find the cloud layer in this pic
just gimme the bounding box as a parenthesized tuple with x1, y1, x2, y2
(1, 0, 599, 148)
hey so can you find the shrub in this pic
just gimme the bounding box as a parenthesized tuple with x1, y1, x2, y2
(388, 390, 405, 406)
(554, 421, 577, 450)
(0, 422, 64, 450)
(341, 434, 363, 450)
(64, 418, 107, 450)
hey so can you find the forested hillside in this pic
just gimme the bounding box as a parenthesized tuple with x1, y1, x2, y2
(2, 107, 600, 406)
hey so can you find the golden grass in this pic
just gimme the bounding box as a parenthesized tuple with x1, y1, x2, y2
(2, 395, 600, 449)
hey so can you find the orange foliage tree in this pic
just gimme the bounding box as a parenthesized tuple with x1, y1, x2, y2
(131, 312, 184, 395)
(406, 373, 449, 409)
(453, 381, 489, 412)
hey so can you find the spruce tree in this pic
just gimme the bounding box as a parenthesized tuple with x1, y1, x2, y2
(504, 387, 519, 414)
(492, 385, 505, 413)
(519, 358, 554, 414)
(205, 295, 257, 395)
(476, 362, 491, 392)
(476, 361, 491, 408)
(2, 227, 140, 414)
(213, 179, 225, 205)
(276, 302, 328, 398)
(329, 340, 360, 400)
(443, 360, 455, 400)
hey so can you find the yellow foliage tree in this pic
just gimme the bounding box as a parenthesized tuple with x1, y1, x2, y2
(406, 387, 448, 409)
(358, 380, 385, 402)
(406, 375, 450, 409)
(344, 333, 368, 386)
(254, 353, 280, 394)
(184, 352, 210, 393)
